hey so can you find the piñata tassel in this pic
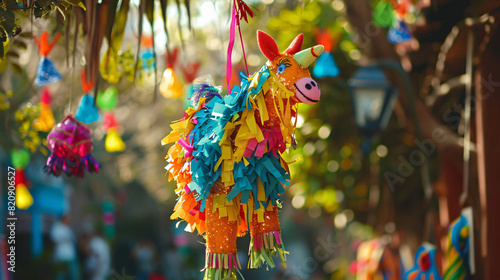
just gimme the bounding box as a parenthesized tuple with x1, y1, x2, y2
(203, 252, 242, 280)
(248, 206, 287, 269)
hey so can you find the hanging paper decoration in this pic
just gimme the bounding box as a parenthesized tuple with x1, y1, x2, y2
(34, 32, 62, 86)
(162, 31, 323, 278)
(103, 112, 125, 153)
(182, 62, 201, 84)
(102, 201, 116, 238)
(98, 86, 124, 153)
(15, 184, 33, 210)
(14, 169, 30, 187)
(165, 48, 179, 69)
(12, 149, 33, 209)
(33, 88, 56, 132)
(388, 21, 412, 44)
(11, 148, 30, 169)
(81, 70, 95, 94)
(395, 0, 409, 19)
(313, 52, 339, 78)
(159, 68, 184, 99)
(44, 115, 99, 177)
(312, 29, 340, 78)
(141, 50, 155, 70)
(103, 112, 120, 131)
(96, 86, 118, 111)
(105, 128, 126, 152)
(140, 35, 155, 71)
(443, 215, 471, 279)
(75, 94, 100, 123)
(373, 1, 395, 28)
(405, 243, 442, 280)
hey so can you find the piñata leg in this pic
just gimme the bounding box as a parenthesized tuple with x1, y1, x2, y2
(248, 205, 287, 269)
(204, 191, 241, 280)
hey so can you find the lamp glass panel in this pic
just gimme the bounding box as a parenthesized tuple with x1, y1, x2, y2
(379, 89, 397, 130)
(353, 88, 386, 128)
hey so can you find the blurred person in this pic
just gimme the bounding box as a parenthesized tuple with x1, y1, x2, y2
(132, 238, 157, 280)
(50, 215, 80, 280)
(83, 233, 111, 280)
(163, 244, 182, 280)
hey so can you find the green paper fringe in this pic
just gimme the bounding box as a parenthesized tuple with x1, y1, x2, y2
(203, 267, 240, 280)
(203, 252, 244, 280)
(248, 232, 288, 269)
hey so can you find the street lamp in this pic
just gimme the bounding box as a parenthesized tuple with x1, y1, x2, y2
(349, 65, 398, 135)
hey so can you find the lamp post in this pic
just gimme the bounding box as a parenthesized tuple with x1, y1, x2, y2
(349, 60, 434, 239)
(349, 65, 399, 226)
(349, 65, 398, 136)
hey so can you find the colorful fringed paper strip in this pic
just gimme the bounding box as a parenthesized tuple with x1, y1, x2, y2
(204, 252, 243, 280)
(45, 154, 99, 177)
(171, 189, 281, 238)
(248, 231, 287, 269)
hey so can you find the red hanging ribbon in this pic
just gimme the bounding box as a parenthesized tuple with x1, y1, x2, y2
(226, 1, 237, 94)
(226, 0, 256, 93)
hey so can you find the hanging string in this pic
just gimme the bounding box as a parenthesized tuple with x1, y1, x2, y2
(226, 0, 255, 92)
(69, 16, 80, 115)
(460, 27, 473, 205)
(226, 0, 237, 93)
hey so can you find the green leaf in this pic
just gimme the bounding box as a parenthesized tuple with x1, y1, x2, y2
(18, 32, 33, 39)
(0, 8, 17, 37)
(104, 0, 119, 47)
(110, 0, 129, 49)
(6, 50, 19, 58)
(12, 40, 26, 49)
(145, 0, 155, 25)
(184, 0, 191, 29)
(134, 0, 146, 77)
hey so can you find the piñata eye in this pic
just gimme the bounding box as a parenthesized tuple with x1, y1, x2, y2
(277, 58, 292, 74)
(277, 63, 286, 74)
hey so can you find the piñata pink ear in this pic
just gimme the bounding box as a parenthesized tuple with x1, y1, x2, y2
(257, 30, 280, 61)
(284, 33, 304, 55)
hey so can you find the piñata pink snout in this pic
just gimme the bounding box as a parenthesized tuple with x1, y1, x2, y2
(294, 77, 321, 104)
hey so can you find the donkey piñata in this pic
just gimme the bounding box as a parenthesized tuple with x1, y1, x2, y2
(162, 30, 323, 279)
